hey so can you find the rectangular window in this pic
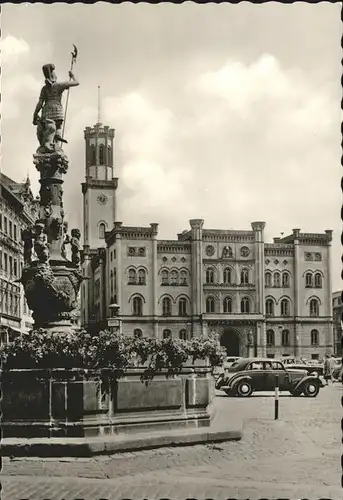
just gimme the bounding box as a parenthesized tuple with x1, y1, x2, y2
(9, 256, 13, 275)
(9, 221, 13, 239)
(13, 224, 17, 241)
(4, 253, 8, 272)
(4, 217, 8, 234)
(0, 250, 2, 269)
(0, 214, 2, 231)
(13, 260, 18, 277)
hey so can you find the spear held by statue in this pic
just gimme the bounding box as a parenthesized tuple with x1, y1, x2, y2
(32, 44, 79, 153)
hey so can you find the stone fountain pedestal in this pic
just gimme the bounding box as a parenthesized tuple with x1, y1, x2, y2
(21, 149, 82, 333)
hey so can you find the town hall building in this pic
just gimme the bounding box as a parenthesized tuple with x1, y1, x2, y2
(80, 118, 334, 360)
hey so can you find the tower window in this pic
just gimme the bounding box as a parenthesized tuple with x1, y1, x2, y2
(223, 267, 232, 284)
(311, 329, 319, 346)
(273, 272, 281, 287)
(240, 268, 249, 285)
(265, 272, 272, 287)
(206, 268, 215, 284)
(314, 273, 322, 288)
(305, 272, 313, 287)
(99, 223, 106, 239)
(309, 298, 319, 317)
(161, 270, 169, 285)
(90, 145, 96, 165)
(99, 144, 105, 165)
(108, 145, 112, 165)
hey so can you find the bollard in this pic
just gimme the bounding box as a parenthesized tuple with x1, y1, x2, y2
(274, 375, 279, 420)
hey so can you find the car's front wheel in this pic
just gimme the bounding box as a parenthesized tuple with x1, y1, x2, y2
(303, 381, 320, 398)
(235, 380, 253, 397)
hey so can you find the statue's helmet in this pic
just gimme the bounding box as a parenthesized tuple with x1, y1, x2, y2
(42, 64, 56, 82)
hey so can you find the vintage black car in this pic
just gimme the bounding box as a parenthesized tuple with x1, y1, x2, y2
(215, 358, 324, 397)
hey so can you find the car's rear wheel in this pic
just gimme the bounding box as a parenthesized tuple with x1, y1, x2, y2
(303, 381, 320, 398)
(235, 380, 253, 397)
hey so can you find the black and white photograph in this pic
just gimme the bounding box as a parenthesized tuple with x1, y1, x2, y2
(0, 2, 341, 499)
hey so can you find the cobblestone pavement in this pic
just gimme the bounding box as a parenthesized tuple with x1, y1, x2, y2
(1, 384, 341, 500)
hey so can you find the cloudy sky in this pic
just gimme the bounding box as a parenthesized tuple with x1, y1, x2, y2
(1, 3, 341, 289)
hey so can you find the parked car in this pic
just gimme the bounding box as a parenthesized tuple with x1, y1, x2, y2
(215, 357, 324, 398)
(281, 357, 323, 376)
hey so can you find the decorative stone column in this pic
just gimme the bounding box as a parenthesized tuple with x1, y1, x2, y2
(21, 151, 83, 332)
(292, 228, 301, 357)
(190, 219, 204, 336)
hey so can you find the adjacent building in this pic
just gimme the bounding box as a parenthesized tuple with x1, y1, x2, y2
(81, 118, 334, 360)
(332, 291, 342, 356)
(0, 173, 39, 343)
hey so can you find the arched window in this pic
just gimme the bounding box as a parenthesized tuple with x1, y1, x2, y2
(223, 267, 232, 284)
(241, 297, 250, 313)
(310, 298, 319, 317)
(128, 269, 136, 284)
(241, 269, 249, 285)
(305, 272, 313, 287)
(180, 270, 188, 285)
(132, 296, 143, 316)
(206, 268, 215, 284)
(170, 270, 178, 285)
(282, 272, 290, 287)
(265, 272, 272, 287)
(99, 144, 105, 165)
(108, 145, 112, 165)
(311, 329, 319, 346)
(161, 270, 169, 285)
(223, 296, 232, 313)
(134, 328, 143, 338)
(273, 272, 280, 288)
(163, 329, 171, 339)
(206, 297, 215, 313)
(162, 297, 172, 316)
(314, 273, 322, 288)
(266, 299, 274, 316)
(138, 269, 146, 285)
(280, 298, 290, 317)
(281, 329, 290, 346)
(99, 222, 106, 239)
(266, 329, 275, 346)
(179, 329, 187, 340)
(178, 297, 187, 316)
(90, 145, 96, 165)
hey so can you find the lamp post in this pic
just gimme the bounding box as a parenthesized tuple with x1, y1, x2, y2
(247, 329, 253, 357)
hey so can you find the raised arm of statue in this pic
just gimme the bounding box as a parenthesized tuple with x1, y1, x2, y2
(59, 72, 79, 89)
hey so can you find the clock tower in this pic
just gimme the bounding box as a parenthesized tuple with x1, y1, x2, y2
(81, 118, 118, 249)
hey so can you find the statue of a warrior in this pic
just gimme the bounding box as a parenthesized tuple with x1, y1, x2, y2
(70, 228, 81, 266)
(33, 64, 79, 151)
(34, 222, 50, 263)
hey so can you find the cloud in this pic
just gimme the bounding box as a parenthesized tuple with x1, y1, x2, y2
(0, 35, 30, 66)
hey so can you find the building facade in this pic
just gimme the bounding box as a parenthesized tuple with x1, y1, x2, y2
(332, 291, 342, 356)
(0, 173, 39, 343)
(81, 119, 334, 360)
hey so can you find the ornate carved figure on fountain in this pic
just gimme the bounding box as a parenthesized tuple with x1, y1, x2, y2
(33, 64, 79, 152)
(61, 222, 71, 260)
(34, 222, 50, 264)
(22, 227, 35, 265)
(71, 229, 81, 266)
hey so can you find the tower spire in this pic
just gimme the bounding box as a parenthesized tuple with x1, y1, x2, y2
(97, 85, 102, 125)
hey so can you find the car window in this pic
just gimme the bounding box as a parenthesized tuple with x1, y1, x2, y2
(271, 362, 284, 370)
(248, 361, 264, 370)
(227, 360, 249, 372)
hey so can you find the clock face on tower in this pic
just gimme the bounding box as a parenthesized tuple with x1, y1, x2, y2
(97, 194, 108, 205)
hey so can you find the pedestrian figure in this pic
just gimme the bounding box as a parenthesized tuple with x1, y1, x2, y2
(323, 354, 332, 385)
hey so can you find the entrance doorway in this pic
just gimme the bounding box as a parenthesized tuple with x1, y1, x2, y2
(220, 329, 241, 357)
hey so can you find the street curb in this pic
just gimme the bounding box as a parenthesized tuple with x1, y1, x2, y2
(0, 422, 243, 458)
